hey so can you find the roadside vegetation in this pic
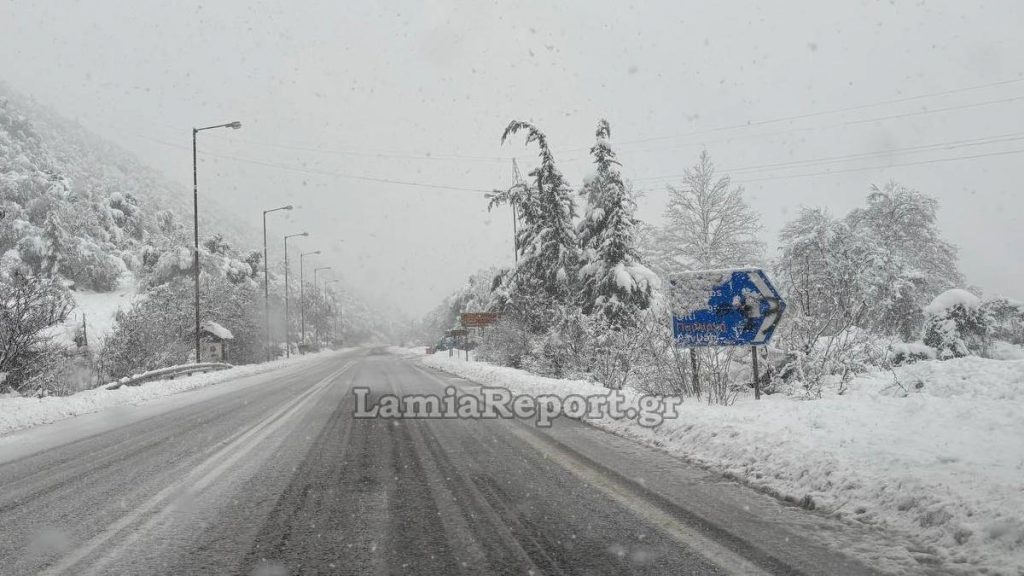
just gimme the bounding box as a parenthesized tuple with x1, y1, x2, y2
(417, 119, 1024, 403)
(0, 87, 390, 396)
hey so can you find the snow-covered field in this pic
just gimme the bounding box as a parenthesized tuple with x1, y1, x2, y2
(42, 274, 138, 349)
(0, 349, 351, 437)
(414, 349, 1024, 575)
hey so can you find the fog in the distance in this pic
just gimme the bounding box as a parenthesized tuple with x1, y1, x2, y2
(2, 0, 1021, 315)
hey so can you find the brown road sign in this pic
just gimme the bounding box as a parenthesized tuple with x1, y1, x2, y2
(460, 312, 499, 328)
(447, 329, 468, 337)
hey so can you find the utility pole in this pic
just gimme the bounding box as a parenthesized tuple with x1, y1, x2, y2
(511, 158, 523, 264)
(283, 232, 308, 358)
(192, 121, 241, 364)
(314, 267, 332, 348)
(263, 205, 292, 361)
(299, 250, 320, 352)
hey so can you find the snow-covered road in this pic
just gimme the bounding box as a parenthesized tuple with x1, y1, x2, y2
(0, 349, 925, 575)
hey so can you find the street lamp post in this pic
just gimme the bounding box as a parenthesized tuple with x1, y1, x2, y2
(192, 120, 241, 364)
(299, 250, 320, 352)
(263, 205, 292, 361)
(314, 267, 332, 348)
(325, 279, 339, 347)
(283, 232, 308, 358)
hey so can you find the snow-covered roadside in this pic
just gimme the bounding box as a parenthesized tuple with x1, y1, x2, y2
(0, 349, 353, 437)
(415, 349, 1024, 575)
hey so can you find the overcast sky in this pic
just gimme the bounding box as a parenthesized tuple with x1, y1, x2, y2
(2, 0, 1022, 316)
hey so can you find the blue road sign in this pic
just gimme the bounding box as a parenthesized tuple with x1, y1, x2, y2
(670, 268, 786, 347)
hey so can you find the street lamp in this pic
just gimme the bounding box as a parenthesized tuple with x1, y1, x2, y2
(283, 232, 308, 358)
(325, 279, 339, 347)
(299, 250, 320, 351)
(314, 267, 332, 348)
(262, 204, 292, 361)
(192, 120, 241, 364)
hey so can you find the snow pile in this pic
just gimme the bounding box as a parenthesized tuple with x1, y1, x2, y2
(0, 350, 351, 437)
(924, 288, 982, 317)
(200, 320, 234, 340)
(420, 351, 1024, 574)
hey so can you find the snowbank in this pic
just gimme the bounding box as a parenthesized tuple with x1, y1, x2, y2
(419, 351, 1024, 575)
(924, 288, 981, 316)
(0, 350, 352, 437)
(66, 274, 137, 345)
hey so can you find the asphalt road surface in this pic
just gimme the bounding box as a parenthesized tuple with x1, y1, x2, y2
(0, 349, 908, 575)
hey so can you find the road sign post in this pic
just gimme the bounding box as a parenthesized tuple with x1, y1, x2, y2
(669, 268, 786, 400)
(751, 346, 761, 400)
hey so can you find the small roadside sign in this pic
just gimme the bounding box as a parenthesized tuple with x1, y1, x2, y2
(460, 312, 499, 328)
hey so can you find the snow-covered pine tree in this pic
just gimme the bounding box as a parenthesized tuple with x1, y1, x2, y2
(577, 120, 654, 327)
(40, 212, 69, 278)
(497, 121, 580, 307)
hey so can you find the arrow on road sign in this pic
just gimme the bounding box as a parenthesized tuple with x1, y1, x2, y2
(669, 268, 786, 347)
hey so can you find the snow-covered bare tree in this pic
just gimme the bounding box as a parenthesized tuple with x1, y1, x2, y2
(576, 119, 655, 327)
(847, 181, 962, 339)
(0, 274, 74, 391)
(656, 151, 763, 272)
(774, 208, 887, 394)
(645, 151, 764, 402)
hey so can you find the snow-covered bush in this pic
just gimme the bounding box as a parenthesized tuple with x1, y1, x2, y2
(61, 238, 125, 291)
(777, 321, 885, 397)
(982, 297, 1024, 347)
(100, 273, 266, 379)
(888, 341, 937, 366)
(0, 274, 74, 392)
(476, 316, 534, 369)
(922, 289, 991, 359)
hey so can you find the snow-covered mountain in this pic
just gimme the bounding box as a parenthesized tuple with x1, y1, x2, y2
(0, 84, 402, 393)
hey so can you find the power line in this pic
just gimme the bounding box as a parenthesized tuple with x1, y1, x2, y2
(202, 133, 512, 164)
(557, 76, 1024, 153)
(131, 133, 494, 194)
(632, 130, 1024, 184)
(585, 93, 1024, 160)
(635, 147, 1024, 189)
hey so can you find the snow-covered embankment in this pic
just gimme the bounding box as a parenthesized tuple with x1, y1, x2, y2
(417, 350, 1024, 575)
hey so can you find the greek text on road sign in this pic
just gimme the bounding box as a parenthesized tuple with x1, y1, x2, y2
(670, 268, 786, 347)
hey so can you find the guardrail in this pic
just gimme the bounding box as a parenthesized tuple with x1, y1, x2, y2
(104, 363, 233, 390)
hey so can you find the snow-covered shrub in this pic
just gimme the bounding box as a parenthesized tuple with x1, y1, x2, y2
(18, 353, 94, 397)
(888, 341, 937, 366)
(585, 323, 648, 390)
(223, 257, 253, 285)
(0, 274, 74, 392)
(149, 245, 193, 285)
(988, 340, 1024, 361)
(982, 297, 1024, 347)
(621, 305, 742, 404)
(100, 282, 192, 378)
(60, 238, 125, 291)
(100, 274, 266, 379)
(777, 320, 883, 397)
(922, 289, 991, 359)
